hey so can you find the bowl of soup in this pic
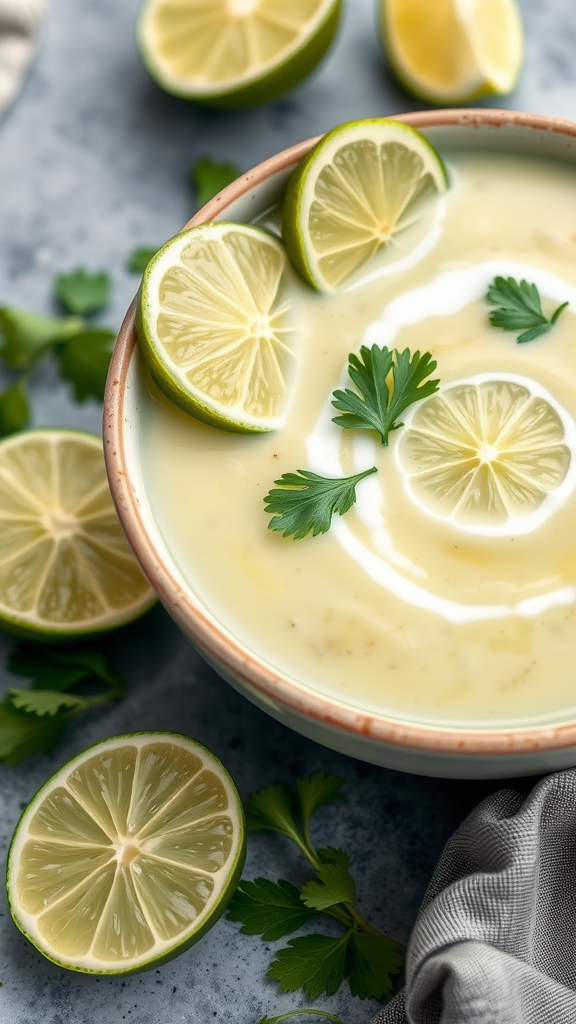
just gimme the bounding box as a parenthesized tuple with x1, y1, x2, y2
(104, 108, 576, 778)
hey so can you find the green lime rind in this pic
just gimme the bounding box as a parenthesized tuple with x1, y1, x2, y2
(137, 0, 342, 110)
(376, 0, 524, 105)
(137, 224, 292, 433)
(6, 731, 247, 975)
(282, 118, 449, 292)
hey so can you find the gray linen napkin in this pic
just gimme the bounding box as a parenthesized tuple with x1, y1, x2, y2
(372, 770, 576, 1024)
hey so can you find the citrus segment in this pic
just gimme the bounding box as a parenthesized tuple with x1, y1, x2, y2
(283, 119, 448, 291)
(397, 378, 573, 530)
(0, 430, 155, 638)
(7, 734, 245, 974)
(138, 223, 300, 431)
(380, 0, 523, 104)
(138, 0, 341, 108)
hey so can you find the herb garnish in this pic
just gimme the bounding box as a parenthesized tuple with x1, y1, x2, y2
(0, 643, 125, 764)
(255, 1012, 347, 1024)
(332, 345, 439, 445)
(264, 467, 377, 540)
(228, 774, 404, 1002)
(191, 156, 241, 208)
(486, 276, 569, 343)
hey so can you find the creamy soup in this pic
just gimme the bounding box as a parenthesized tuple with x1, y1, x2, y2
(140, 150, 576, 729)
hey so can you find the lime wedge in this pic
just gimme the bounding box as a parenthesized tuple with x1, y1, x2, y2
(397, 377, 573, 529)
(137, 223, 300, 432)
(137, 0, 342, 108)
(6, 732, 246, 974)
(379, 0, 523, 104)
(0, 430, 154, 638)
(282, 118, 449, 292)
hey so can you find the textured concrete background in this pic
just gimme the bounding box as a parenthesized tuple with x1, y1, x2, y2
(0, 1, 574, 1021)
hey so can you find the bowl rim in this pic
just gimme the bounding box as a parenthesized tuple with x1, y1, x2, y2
(104, 107, 576, 758)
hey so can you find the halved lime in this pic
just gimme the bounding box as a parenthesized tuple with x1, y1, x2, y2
(137, 223, 300, 432)
(0, 430, 155, 639)
(6, 732, 246, 974)
(379, 0, 523, 105)
(282, 118, 449, 292)
(397, 377, 573, 529)
(137, 0, 341, 109)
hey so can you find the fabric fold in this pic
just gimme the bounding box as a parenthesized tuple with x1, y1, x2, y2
(372, 770, 576, 1024)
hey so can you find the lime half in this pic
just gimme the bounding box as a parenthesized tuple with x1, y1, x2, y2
(282, 118, 448, 292)
(379, 0, 523, 105)
(397, 376, 574, 531)
(7, 733, 246, 974)
(137, 223, 300, 432)
(0, 430, 154, 639)
(137, 0, 342, 108)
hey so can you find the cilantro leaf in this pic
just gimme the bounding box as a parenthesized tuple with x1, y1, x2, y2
(192, 157, 241, 208)
(486, 276, 569, 344)
(0, 307, 82, 369)
(347, 931, 403, 1000)
(264, 467, 377, 540)
(7, 688, 88, 717)
(8, 642, 123, 692)
(296, 773, 346, 834)
(245, 783, 302, 845)
(127, 247, 160, 274)
(227, 879, 317, 940)
(55, 269, 111, 316)
(0, 381, 29, 438)
(57, 327, 116, 402)
(267, 933, 350, 999)
(301, 850, 355, 911)
(255, 1012, 347, 1024)
(332, 345, 439, 446)
(0, 701, 67, 764)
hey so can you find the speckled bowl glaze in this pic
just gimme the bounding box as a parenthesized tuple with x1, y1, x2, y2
(105, 109, 576, 779)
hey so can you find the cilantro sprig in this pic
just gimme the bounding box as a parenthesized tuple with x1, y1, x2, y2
(256, 1012, 347, 1024)
(264, 346, 438, 540)
(486, 276, 569, 344)
(192, 156, 241, 208)
(0, 268, 115, 437)
(228, 774, 404, 1004)
(0, 643, 125, 764)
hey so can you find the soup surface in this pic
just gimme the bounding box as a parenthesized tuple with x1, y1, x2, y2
(140, 150, 576, 729)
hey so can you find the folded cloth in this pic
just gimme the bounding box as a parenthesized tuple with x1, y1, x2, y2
(372, 770, 576, 1024)
(0, 0, 45, 118)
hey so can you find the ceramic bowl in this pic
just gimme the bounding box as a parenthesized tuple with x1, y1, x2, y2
(104, 108, 576, 779)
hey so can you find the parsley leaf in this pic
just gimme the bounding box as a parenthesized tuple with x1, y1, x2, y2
(301, 850, 355, 912)
(296, 773, 346, 834)
(127, 247, 160, 274)
(0, 702, 67, 765)
(0, 307, 82, 369)
(57, 327, 116, 402)
(264, 467, 377, 540)
(332, 345, 440, 446)
(267, 933, 350, 999)
(0, 381, 29, 438)
(347, 932, 403, 1000)
(227, 879, 317, 940)
(55, 269, 111, 316)
(486, 276, 569, 344)
(7, 688, 88, 717)
(192, 157, 241, 208)
(255, 1012, 348, 1024)
(8, 642, 121, 691)
(245, 783, 302, 844)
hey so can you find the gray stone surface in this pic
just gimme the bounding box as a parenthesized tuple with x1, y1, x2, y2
(0, 0, 572, 1021)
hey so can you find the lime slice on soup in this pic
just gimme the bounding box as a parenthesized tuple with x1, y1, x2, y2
(6, 732, 246, 974)
(378, 0, 523, 105)
(0, 429, 155, 639)
(137, 223, 300, 432)
(137, 0, 342, 108)
(282, 118, 449, 292)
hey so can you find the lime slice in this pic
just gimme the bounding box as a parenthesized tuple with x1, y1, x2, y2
(397, 377, 573, 530)
(137, 223, 300, 432)
(379, 0, 523, 104)
(6, 732, 245, 974)
(137, 0, 341, 109)
(282, 118, 448, 292)
(0, 429, 155, 638)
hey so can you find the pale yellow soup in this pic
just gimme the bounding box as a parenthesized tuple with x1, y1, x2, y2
(140, 151, 576, 729)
